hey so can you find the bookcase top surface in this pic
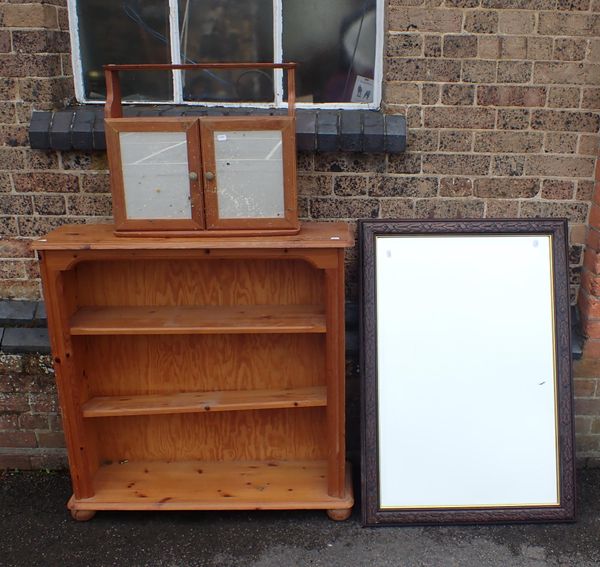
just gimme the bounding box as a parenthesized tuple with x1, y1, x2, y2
(32, 222, 354, 251)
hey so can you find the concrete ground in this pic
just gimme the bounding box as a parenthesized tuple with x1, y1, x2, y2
(1, 468, 600, 567)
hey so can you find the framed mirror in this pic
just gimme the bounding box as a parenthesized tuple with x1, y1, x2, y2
(360, 219, 575, 526)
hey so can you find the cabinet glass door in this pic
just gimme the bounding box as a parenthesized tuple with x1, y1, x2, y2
(201, 117, 298, 231)
(105, 118, 204, 232)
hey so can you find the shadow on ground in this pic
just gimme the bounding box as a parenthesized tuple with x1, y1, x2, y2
(1, 468, 600, 567)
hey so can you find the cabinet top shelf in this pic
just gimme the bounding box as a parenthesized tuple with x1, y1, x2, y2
(32, 222, 354, 251)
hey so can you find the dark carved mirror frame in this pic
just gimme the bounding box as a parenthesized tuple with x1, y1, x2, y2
(360, 219, 576, 526)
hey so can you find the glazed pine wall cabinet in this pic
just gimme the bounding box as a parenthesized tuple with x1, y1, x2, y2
(103, 63, 299, 237)
(33, 223, 354, 521)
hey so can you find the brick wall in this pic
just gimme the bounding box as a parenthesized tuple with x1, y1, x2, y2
(0, 352, 67, 469)
(1, 1, 600, 468)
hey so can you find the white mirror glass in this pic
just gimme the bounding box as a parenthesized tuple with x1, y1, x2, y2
(214, 130, 285, 219)
(120, 131, 192, 219)
(376, 235, 559, 509)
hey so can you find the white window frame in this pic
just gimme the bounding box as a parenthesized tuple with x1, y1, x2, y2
(68, 0, 384, 110)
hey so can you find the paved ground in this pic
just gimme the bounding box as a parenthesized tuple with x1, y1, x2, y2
(1, 468, 600, 567)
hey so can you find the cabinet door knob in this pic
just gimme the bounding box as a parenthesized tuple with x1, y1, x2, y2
(189, 171, 198, 181)
(205, 171, 215, 181)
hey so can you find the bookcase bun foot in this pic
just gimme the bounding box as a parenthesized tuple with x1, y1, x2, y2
(70, 509, 96, 522)
(327, 508, 352, 521)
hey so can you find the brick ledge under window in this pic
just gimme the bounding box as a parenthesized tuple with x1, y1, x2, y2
(29, 107, 407, 154)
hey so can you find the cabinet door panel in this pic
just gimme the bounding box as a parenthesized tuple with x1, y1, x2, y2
(105, 118, 204, 231)
(201, 117, 298, 231)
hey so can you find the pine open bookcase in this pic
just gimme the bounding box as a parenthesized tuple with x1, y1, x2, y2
(33, 222, 354, 521)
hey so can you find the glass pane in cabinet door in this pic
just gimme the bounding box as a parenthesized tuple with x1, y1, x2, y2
(120, 132, 193, 219)
(214, 130, 285, 219)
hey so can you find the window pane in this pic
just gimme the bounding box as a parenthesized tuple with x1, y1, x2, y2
(214, 131, 285, 219)
(178, 0, 274, 103)
(283, 0, 377, 103)
(120, 132, 192, 219)
(77, 0, 172, 101)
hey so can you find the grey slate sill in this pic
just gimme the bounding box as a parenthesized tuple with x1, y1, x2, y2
(0, 300, 50, 354)
(29, 107, 406, 154)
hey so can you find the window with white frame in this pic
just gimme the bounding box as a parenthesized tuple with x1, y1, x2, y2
(69, 0, 382, 109)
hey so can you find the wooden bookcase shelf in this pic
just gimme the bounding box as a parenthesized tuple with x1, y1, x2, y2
(34, 222, 354, 521)
(70, 305, 326, 335)
(82, 386, 327, 418)
(71, 460, 353, 512)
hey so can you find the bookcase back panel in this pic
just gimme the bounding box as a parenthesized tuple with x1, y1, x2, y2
(75, 259, 323, 307)
(92, 408, 327, 461)
(83, 334, 325, 396)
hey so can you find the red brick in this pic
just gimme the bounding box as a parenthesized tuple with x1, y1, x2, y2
(0, 431, 36, 448)
(0, 413, 18, 429)
(574, 378, 597, 397)
(0, 393, 28, 413)
(583, 319, 600, 339)
(36, 431, 65, 448)
(0, 454, 32, 470)
(575, 397, 600, 415)
(574, 352, 600, 377)
(18, 413, 50, 430)
(575, 416, 592, 435)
